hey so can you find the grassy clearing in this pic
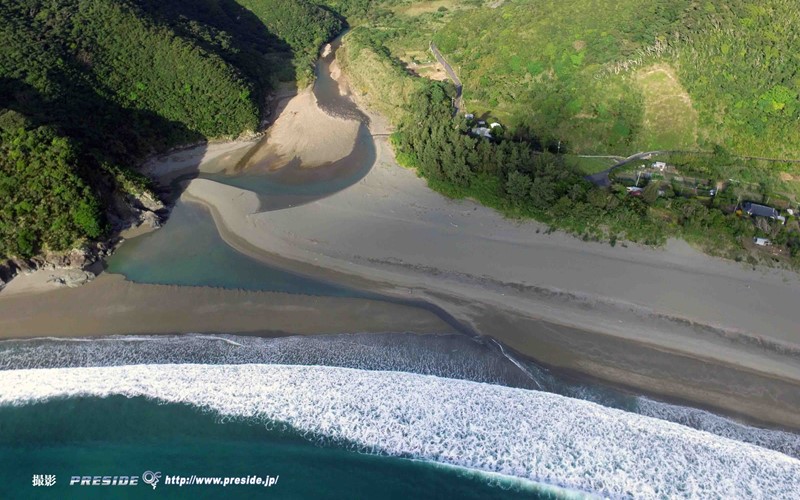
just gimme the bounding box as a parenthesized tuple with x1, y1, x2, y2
(566, 155, 619, 175)
(392, 0, 461, 16)
(634, 64, 697, 151)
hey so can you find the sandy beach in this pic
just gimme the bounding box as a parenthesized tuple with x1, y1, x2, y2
(236, 88, 360, 171)
(2, 39, 800, 430)
(0, 273, 452, 337)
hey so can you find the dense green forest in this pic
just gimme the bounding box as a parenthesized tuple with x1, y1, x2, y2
(234, 0, 342, 82)
(0, 111, 103, 257)
(0, 0, 341, 258)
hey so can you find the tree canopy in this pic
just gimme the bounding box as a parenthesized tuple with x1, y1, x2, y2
(0, 0, 342, 258)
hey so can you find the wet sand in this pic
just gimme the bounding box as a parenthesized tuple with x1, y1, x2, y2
(0, 274, 453, 338)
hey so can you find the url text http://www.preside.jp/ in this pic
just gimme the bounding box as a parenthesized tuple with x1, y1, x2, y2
(33, 471, 280, 490)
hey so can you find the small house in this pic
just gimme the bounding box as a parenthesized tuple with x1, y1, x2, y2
(753, 237, 771, 247)
(490, 122, 502, 129)
(651, 161, 667, 171)
(470, 127, 493, 139)
(742, 201, 779, 219)
(465, 113, 475, 121)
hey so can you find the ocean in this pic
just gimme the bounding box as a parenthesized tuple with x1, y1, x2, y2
(1, 334, 799, 498)
(0, 394, 566, 499)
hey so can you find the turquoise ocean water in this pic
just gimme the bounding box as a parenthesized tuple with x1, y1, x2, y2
(0, 395, 563, 499)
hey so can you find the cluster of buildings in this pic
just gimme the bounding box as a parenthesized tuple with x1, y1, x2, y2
(741, 201, 795, 247)
(465, 114, 501, 139)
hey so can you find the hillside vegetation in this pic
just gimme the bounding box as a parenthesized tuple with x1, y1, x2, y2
(432, 0, 800, 158)
(338, 28, 424, 122)
(0, 0, 340, 258)
(339, 0, 800, 264)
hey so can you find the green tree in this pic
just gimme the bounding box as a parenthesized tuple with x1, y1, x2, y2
(506, 170, 532, 203)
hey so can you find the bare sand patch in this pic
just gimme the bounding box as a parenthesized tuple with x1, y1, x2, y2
(245, 88, 360, 169)
(0, 268, 95, 297)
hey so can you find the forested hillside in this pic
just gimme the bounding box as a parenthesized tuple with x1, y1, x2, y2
(675, 0, 800, 158)
(432, 0, 800, 157)
(0, 0, 341, 258)
(235, 0, 342, 80)
(339, 0, 800, 264)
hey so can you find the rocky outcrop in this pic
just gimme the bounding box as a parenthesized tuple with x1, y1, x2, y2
(48, 269, 97, 288)
(0, 241, 113, 290)
(107, 190, 167, 233)
(0, 189, 166, 292)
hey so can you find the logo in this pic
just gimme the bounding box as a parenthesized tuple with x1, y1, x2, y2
(142, 471, 162, 490)
(69, 476, 138, 486)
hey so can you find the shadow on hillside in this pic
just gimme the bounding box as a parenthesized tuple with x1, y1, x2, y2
(133, 0, 298, 101)
(0, 74, 204, 238)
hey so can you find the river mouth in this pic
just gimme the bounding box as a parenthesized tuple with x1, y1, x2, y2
(201, 123, 375, 212)
(108, 35, 376, 291)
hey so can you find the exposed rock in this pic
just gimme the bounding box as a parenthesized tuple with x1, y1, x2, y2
(48, 269, 96, 288)
(133, 191, 165, 212)
(107, 188, 166, 234)
(139, 210, 162, 229)
(321, 43, 332, 58)
(0, 241, 111, 292)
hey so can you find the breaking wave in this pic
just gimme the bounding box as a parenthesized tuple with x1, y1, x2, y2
(0, 363, 798, 499)
(2, 333, 798, 460)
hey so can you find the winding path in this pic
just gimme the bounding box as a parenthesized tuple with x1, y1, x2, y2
(430, 42, 462, 114)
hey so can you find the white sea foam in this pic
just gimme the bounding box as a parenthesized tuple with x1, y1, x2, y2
(636, 397, 800, 458)
(1, 364, 798, 499)
(2, 333, 798, 459)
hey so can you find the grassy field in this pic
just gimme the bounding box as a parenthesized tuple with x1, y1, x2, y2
(633, 64, 697, 151)
(566, 155, 620, 175)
